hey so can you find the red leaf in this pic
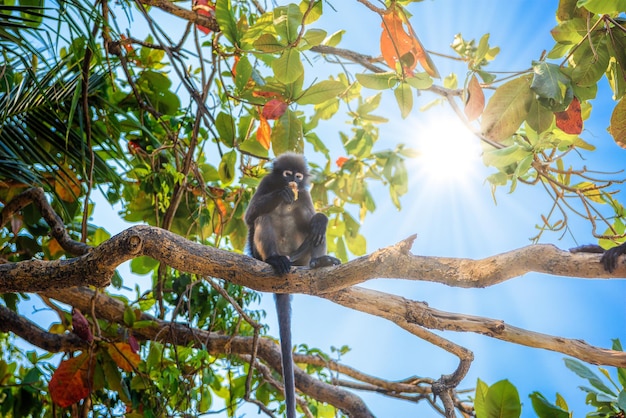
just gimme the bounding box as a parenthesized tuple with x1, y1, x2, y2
(257, 115, 271, 150)
(107, 342, 141, 373)
(464, 74, 485, 121)
(193, 0, 215, 35)
(128, 334, 140, 354)
(261, 99, 288, 120)
(72, 308, 93, 343)
(555, 96, 582, 135)
(336, 156, 349, 168)
(49, 354, 92, 408)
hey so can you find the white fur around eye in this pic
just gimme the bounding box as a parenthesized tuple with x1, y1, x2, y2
(295, 173, 304, 181)
(283, 170, 292, 177)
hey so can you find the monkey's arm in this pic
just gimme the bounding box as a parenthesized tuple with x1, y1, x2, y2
(244, 187, 294, 227)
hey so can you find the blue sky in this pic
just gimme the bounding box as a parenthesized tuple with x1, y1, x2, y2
(23, 0, 625, 416)
(260, 0, 626, 416)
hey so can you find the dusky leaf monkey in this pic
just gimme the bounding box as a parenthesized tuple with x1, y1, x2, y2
(244, 153, 340, 417)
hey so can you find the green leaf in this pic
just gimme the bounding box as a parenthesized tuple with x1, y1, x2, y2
(530, 61, 573, 111)
(218, 150, 238, 185)
(481, 74, 533, 141)
(297, 80, 345, 105)
(609, 97, 626, 148)
(564, 358, 617, 396)
(273, 4, 302, 44)
(570, 36, 610, 87)
(215, 0, 238, 45)
(271, 109, 303, 155)
(406, 72, 433, 90)
(555, 393, 569, 411)
(618, 389, 626, 412)
(301, 28, 327, 49)
(526, 98, 554, 133)
(485, 380, 521, 418)
(345, 233, 366, 256)
(356, 72, 398, 90)
(300, 0, 322, 24)
(474, 378, 489, 418)
(123, 306, 135, 327)
(322, 30, 344, 47)
(216, 112, 235, 147)
(239, 139, 269, 158)
(529, 392, 569, 418)
(130, 256, 159, 275)
(18, 0, 44, 27)
(253, 33, 285, 53)
(576, 0, 626, 14)
(272, 48, 304, 84)
(234, 55, 253, 92)
(551, 18, 587, 44)
(394, 82, 413, 119)
(475, 33, 491, 63)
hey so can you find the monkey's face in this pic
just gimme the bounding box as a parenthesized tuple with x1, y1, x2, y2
(282, 169, 305, 190)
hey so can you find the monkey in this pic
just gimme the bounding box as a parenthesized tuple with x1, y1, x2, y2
(244, 153, 340, 418)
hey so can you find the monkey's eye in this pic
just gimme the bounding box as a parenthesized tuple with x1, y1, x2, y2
(282, 170, 293, 177)
(294, 172, 304, 181)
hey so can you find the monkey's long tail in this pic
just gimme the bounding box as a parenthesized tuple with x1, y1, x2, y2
(275, 293, 296, 418)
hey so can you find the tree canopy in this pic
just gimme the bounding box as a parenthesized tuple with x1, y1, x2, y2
(1, 0, 626, 417)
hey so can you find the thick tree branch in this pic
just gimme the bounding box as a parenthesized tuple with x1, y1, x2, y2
(1, 224, 623, 294)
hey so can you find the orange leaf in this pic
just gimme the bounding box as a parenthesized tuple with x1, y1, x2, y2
(380, 9, 438, 77)
(232, 55, 240, 77)
(464, 74, 485, 121)
(555, 97, 582, 135)
(257, 115, 271, 150)
(262, 99, 288, 120)
(107, 342, 140, 372)
(252, 90, 283, 99)
(49, 353, 92, 408)
(380, 10, 417, 73)
(54, 169, 82, 203)
(47, 238, 64, 257)
(336, 156, 349, 168)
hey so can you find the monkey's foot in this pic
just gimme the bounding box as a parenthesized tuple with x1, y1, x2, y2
(601, 244, 626, 273)
(266, 255, 292, 276)
(310, 255, 341, 269)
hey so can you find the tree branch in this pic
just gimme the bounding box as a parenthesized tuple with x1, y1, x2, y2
(323, 287, 626, 367)
(0, 224, 622, 294)
(0, 304, 88, 352)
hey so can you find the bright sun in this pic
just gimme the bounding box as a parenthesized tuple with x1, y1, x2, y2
(410, 112, 483, 185)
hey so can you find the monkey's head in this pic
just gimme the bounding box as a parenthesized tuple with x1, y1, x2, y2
(272, 152, 310, 190)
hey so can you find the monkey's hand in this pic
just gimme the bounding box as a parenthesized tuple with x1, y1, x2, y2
(265, 254, 292, 276)
(309, 213, 328, 247)
(278, 187, 296, 205)
(601, 242, 626, 273)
